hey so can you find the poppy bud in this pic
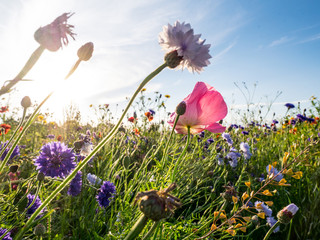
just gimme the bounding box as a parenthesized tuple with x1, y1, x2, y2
(21, 96, 32, 109)
(34, 223, 46, 236)
(176, 101, 186, 116)
(77, 42, 94, 61)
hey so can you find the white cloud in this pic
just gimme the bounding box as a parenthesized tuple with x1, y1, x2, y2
(269, 36, 293, 47)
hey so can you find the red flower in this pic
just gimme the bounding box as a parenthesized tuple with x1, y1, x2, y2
(57, 135, 63, 141)
(128, 117, 136, 123)
(0, 124, 11, 135)
(0, 106, 9, 113)
(133, 128, 140, 135)
(144, 112, 154, 121)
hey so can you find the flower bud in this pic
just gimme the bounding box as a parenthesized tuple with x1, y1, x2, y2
(175, 101, 187, 116)
(277, 203, 299, 224)
(9, 164, 19, 173)
(21, 96, 32, 109)
(139, 194, 167, 221)
(77, 42, 94, 61)
(34, 223, 46, 236)
(37, 172, 45, 182)
(164, 50, 183, 69)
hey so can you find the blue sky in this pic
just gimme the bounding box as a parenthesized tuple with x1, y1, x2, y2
(0, 0, 319, 124)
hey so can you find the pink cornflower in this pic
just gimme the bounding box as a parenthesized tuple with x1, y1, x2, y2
(34, 12, 76, 51)
(168, 82, 227, 134)
(159, 21, 211, 73)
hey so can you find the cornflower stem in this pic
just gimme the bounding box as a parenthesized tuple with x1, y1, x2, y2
(0, 108, 26, 172)
(14, 62, 168, 240)
(0, 46, 45, 96)
(142, 221, 160, 240)
(124, 215, 149, 240)
(171, 126, 191, 182)
(263, 221, 280, 240)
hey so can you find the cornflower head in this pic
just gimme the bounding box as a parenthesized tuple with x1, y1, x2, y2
(34, 12, 76, 51)
(34, 142, 76, 178)
(277, 203, 299, 224)
(266, 165, 283, 182)
(0, 228, 11, 240)
(254, 201, 273, 217)
(227, 150, 241, 168)
(87, 173, 102, 186)
(0, 141, 20, 161)
(285, 103, 295, 109)
(67, 171, 82, 196)
(222, 133, 233, 146)
(168, 82, 227, 134)
(26, 194, 45, 218)
(96, 181, 116, 208)
(240, 142, 252, 160)
(159, 21, 211, 72)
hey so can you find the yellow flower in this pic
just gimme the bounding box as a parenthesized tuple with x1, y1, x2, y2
(164, 94, 171, 98)
(245, 182, 251, 188)
(38, 115, 44, 121)
(211, 223, 217, 231)
(242, 192, 249, 201)
(232, 196, 238, 204)
(239, 227, 247, 233)
(265, 201, 274, 207)
(242, 216, 251, 222)
(292, 171, 303, 179)
(257, 212, 265, 219)
(226, 229, 236, 236)
(141, 88, 147, 92)
(89, 104, 93, 107)
(262, 190, 273, 196)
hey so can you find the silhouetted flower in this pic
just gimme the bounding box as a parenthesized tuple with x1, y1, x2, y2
(285, 103, 295, 109)
(26, 194, 45, 218)
(0, 141, 20, 161)
(159, 21, 211, 72)
(0, 228, 11, 240)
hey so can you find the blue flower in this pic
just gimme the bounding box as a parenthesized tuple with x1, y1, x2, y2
(240, 142, 252, 160)
(267, 216, 280, 233)
(68, 171, 82, 196)
(241, 130, 249, 135)
(47, 134, 55, 139)
(285, 103, 295, 109)
(0, 141, 20, 161)
(0, 228, 12, 240)
(266, 165, 283, 182)
(254, 201, 272, 217)
(96, 181, 116, 208)
(34, 142, 76, 178)
(26, 194, 45, 218)
(222, 133, 233, 146)
(87, 173, 102, 185)
(149, 109, 156, 116)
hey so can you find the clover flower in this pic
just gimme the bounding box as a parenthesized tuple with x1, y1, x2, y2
(0, 141, 20, 161)
(26, 194, 45, 218)
(168, 82, 227, 134)
(266, 165, 283, 182)
(34, 12, 76, 51)
(34, 142, 76, 178)
(68, 171, 82, 196)
(96, 181, 116, 208)
(254, 201, 273, 217)
(159, 21, 211, 73)
(0, 228, 11, 240)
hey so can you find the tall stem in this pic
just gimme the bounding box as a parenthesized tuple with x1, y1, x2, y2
(14, 63, 167, 240)
(124, 215, 149, 240)
(263, 221, 280, 240)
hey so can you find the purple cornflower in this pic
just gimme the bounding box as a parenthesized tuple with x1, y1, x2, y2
(227, 150, 241, 168)
(26, 194, 45, 218)
(0, 228, 11, 240)
(230, 124, 239, 129)
(0, 141, 20, 161)
(96, 181, 116, 208)
(240, 142, 252, 160)
(241, 131, 249, 135)
(296, 114, 307, 122)
(273, 120, 279, 124)
(47, 134, 55, 139)
(34, 142, 76, 178)
(266, 165, 283, 182)
(149, 109, 156, 116)
(254, 201, 273, 217)
(222, 133, 233, 146)
(68, 171, 82, 196)
(199, 131, 205, 138)
(285, 103, 295, 109)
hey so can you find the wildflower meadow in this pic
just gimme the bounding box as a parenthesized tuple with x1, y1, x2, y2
(1, 11, 320, 240)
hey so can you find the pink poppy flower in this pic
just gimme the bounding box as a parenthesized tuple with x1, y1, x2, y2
(168, 82, 227, 134)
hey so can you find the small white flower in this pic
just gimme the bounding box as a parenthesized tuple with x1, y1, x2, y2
(159, 21, 211, 73)
(87, 173, 101, 185)
(80, 142, 93, 156)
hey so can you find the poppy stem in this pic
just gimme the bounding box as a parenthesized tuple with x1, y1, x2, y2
(171, 126, 191, 182)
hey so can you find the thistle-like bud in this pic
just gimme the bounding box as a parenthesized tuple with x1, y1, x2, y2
(37, 172, 45, 182)
(77, 42, 94, 61)
(175, 101, 187, 116)
(277, 203, 299, 224)
(164, 50, 183, 69)
(34, 223, 46, 236)
(9, 164, 19, 173)
(21, 96, 32, 109)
